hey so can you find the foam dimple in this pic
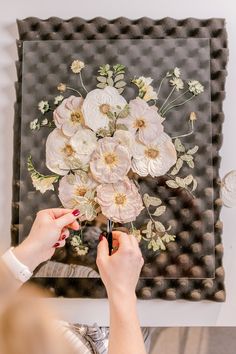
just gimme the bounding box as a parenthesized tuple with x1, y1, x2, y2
(12, 17, 228, 301)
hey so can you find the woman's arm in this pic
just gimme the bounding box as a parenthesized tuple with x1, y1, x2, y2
(96, 231, 146, 354)
(0, 208, 80, 305)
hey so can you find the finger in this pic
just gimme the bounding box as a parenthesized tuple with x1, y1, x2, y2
(59, 228, 70, 241)
(97, 236, 109, 260)
(129, 233, 140, 249)
(67, 220, 80, 230)
(53, 240, 66, 248)
(112, 231, 132, 249)
(55, 210, 80, 229)
(39, 208, 74, 219)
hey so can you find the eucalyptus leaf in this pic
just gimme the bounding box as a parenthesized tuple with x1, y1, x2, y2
(97, 76, 107, 83)
(187, 145, 199, 155)
(166, 180, 179, 189)
(114, 74, 124, 82)
(175, 177, 186, 188)
(115, 80, 126, 88)
(174, 138, 185, 152)
(153, 205, 166, 217)
(97, 82, 107, 89)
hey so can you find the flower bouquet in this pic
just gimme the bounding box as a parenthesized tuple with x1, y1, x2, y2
(28, 60, 204, 255)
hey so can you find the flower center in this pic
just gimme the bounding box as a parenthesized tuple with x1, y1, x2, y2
(145, 148, 159, 159)
(99, 104, 110, 115)
(75, 186, 87, 197)
(104, 152, 118, 166)
(71, 110, 83, 124)
(114, 193, 127, 206)
(63, 144, 75, 157)
(134, 117, 146, 129)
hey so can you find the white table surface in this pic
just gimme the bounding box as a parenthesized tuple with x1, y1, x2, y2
(0, 0, 236, 327)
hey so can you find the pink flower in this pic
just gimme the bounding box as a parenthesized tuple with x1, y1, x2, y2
(90, 137, 131, 184)
(131, 133, 177, 177)
(53, 95, 84, 137)
(117, 97, 164, 145)
(96, 177, 144, 223)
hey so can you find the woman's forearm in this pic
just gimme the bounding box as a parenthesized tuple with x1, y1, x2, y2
(108, 292, 146, 354)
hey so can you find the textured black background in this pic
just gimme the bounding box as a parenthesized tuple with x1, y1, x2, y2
(12, 17, 228, 301)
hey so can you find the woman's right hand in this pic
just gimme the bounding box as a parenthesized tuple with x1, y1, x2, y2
(96, 231, 144, 302)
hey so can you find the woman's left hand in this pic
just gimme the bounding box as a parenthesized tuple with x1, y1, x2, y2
(13, 208, 80, 272)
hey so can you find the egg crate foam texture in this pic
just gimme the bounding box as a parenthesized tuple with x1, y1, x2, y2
(12, 17, 228, 301)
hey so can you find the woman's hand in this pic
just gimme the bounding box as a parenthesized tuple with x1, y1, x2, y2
(96, 231, 144, 302)
(13, 208, 80, 272)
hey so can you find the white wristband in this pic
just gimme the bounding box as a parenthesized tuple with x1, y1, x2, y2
(2, 247, 33, 283)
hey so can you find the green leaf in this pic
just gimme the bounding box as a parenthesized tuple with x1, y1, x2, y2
(97, 82, 107, 89)
(186, 159, 194, 168)
(115, 80, 126, 89)
(175, 177, 186, 188)
(180, 154, 193, 162)
(143, 194, 162, 207)
(170, 158, 183, 175)
(192, 178, 198, 191)
(107, 111, 114, 119)
(184, 174, 193, 186)
(187, 145, 199, 155)
(153, 205, 166, 217)
(117, 104, 130, 118)
(154, 221, 166, 233)
(114, 74, 124, 82)
(107, 77, 114, 86)
(116, 124, 128, 131)
(174, 138, 185, 153)
(166, 180, 179, 189)
(97, 76, 107, 83)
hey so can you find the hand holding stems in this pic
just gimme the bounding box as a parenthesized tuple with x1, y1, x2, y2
(96, 231, 146, 354)
(13, 208, 80, 272)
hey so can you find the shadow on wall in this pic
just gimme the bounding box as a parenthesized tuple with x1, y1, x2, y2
(149, 327, 236, 354)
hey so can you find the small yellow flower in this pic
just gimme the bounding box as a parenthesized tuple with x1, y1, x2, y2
(189, 112, 197, 121)
(57, 83, 67, 92)
(71, 60, 85, 74)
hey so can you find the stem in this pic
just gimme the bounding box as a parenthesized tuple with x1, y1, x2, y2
(160, 89, 189, 112)
(159, 87, 175, 112)
(67, 86, 83, 97)
(79, 72, 88, 94)
(171, 120, 194, 139)
(130, 221, 135, 233)
(162, 95, 194, 116)
(156, 76, 166, 97)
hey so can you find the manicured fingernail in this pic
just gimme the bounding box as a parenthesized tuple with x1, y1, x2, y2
(61, 234, 66, 240)
(99, 234, 104, 242)
(53, 242, 60, 248)
(72, 209, 80, 217)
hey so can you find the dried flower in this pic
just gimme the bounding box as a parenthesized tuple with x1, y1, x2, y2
(38, 100, 50, 114)
(30, 118, 40, 130)
(31, 175, 57, 194)
(173, 67, 181, 78)
(71, 60, 85, 74)
(189, 112, 197, 121)
(57, 83, 67, 92)
(96, 177, 144, 223)
(188, 80, 204, 95)
(169, 77, 184, 91)
(54, 95, 64, 105)
(132, 76, 158, 101)
(41, 118, 48, 126)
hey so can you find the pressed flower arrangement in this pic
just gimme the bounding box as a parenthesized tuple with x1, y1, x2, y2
(28, 60, 204, 255)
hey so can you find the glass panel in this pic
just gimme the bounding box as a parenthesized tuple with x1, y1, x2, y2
(19, 38, 213, 279)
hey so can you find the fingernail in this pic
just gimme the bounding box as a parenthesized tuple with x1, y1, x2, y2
(99, 233, 104, 242)
(72, 209, 80, 217)
(61, 234, 66, 240)
(53, 242, 60, 248)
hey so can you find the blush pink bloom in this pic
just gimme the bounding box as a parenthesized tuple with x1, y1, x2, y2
(90, 137, 131, 184)
(117, 97, 164, 145)
(96, 177, 144, 223)
(53, 95, 84, 137)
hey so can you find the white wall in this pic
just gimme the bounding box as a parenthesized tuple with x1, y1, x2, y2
(0, 0, 236, 326)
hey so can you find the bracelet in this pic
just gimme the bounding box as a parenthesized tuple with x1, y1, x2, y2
(1, 247, 33, 283)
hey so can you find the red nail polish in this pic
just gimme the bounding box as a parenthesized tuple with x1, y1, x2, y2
(72, 209, 80, 217)
(61, 234, 66, 240)
(99, 234, 104, 242)
(53, 242, 60, 248)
